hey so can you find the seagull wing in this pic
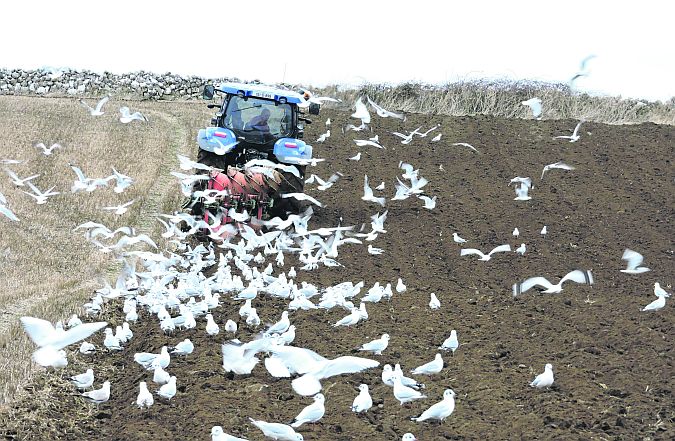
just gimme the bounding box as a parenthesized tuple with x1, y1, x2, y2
(571, 121, 583, 137)
(310, 356, 380, 380)
(460, 248, 487, 259)
(281, 193, 323, 207)
(515, 277, 554, 295)
(488, 244, 512, 256)
(19, 317, 56, 346)
(560, 270, 593, 286)
(0, 205, 18, 221)
(78, 99, 95, 112)
(95, 96, 110, 112)
(621, 248, 644, 270)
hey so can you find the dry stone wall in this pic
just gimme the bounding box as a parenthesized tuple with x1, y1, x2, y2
(0, 68, 235, 100)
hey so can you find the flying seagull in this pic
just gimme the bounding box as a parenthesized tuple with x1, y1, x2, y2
(521, 98, 542, 119)
(620, 249, 650, 274)
(541, 161, 575, 180)
(513, 270, 593, 296)
(554, 121, 583, 142)
(460, 244, 511, 261)
(79, 96, 110, 116)
(119, 106, 148, 123)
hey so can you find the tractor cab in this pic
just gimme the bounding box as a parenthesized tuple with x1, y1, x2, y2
(199, 82, 320, 165)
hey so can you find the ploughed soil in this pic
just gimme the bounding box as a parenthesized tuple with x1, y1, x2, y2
(1, 109, 674, 441)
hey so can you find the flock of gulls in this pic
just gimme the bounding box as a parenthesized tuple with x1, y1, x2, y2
(1, 79, 670, 441)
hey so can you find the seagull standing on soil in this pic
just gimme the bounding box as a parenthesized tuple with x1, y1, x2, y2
(71, 369, 94, 389)
(348, 152, 361, 161)
(136, 381, 154, 409)
(515, 244, 526, 255)
(440, 330, 459, 354)
(554, 121, 583, 142)
(641, 282, 671, 312)
(352, 384, 373, 413)
(393, 374, 427, 405)
(411, 389, 456, 422)
(81, 381, 111, 404)
(530, 364, 554, 389)
(249, 418, 304, 441)
(359, 334, 390, 355)
(290, 393, 325, 427)
(210, 426, 249, 441)
(429, 293, 441, 310)
(411, 354, 444, 375)
(79, 96, 109, 116)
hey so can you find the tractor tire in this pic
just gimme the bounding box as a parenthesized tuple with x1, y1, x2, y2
(270, 165, 307, 218)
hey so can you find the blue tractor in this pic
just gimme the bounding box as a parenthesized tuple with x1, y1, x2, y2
(190, 82, 321, 228)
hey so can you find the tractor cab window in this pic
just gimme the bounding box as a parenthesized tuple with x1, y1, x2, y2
(223, 96, 292, 143)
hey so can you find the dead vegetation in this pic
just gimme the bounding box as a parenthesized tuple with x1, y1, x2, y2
(0, 96, 206, 403)
(315, 79, 674, 125)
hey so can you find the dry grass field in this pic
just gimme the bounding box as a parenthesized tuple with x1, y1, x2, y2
(0, 89, 673, 440)
(0, 95, 210, 402)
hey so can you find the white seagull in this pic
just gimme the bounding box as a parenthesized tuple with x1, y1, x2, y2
(460, 244, 511, 261)
(81, 381, 111, 404)
(362, 175, 386, 207)
(513, 270, 593, 296)
(522, 98, 542, 119)
(530, 363, 554, 389)
(34, 142, 63, 156)
(79, 96, 110, 116)
(348, 152, 361, 161)
(367, 96, 406, 120)
(249, 418, 304, 441)
(411, 354, 444, 375)
(453, 233, 467, 244)
(569, 55, 597, 89)
(21, 182, 60, 205)
(119, 106, 148, 123)
(641, 282, 671, 312)
(439, 330, 459, 354)
(554, 121, 583, 142)
(620, 249, 650, 274)
(290, 393, 325, 427)
(102, 200, 135, 215)
(411, 389, 456, 422)
(351, 384, 373, 413)
(429, 293, 441, 310)
(359, 334, 389, 355)
(4, 168, 39, 187)
(541, 161, 575, 180)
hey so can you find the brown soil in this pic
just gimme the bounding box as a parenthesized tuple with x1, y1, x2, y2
(1, 109, 674, 441)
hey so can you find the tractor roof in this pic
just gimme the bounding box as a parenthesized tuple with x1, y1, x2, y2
(217, 82, 306, 104)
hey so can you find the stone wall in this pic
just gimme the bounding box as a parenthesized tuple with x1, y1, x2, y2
(0, 68, 234, 100)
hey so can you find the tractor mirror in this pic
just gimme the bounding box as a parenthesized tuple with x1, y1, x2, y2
(308, 103, 320, 115)
(203, 85, 215, 100)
